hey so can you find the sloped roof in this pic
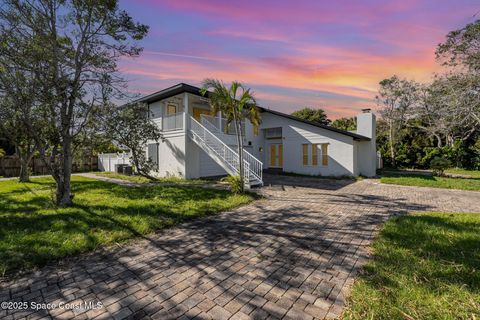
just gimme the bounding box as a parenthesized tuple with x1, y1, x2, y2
(134, 83, 370, 141)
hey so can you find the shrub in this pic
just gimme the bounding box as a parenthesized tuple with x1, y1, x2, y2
(224, 175, 243, 194)
(0, 148, 5, 158)
(430, 156, 451, 176)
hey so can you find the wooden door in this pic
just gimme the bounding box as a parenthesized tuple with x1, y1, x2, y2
(193, 108, 211, 121)
(269, 144, 283, 168)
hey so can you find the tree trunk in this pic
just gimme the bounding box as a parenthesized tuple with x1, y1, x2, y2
(434, 134, 442, 148)
(56, 138, 73, 206)
(16, 145, 35, 183)
(233, 113, 244, 192)
(388, 120, 396, 167)
(18, 156, 30, 182)
(131, 148, 157, 181)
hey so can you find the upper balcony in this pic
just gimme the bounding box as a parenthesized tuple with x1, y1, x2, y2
(152, 112, 184, 132)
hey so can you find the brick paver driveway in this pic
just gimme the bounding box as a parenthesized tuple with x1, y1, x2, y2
(1, 174, 479, 320)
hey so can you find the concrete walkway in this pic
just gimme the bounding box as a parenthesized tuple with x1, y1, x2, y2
(1, 175, 479, 320)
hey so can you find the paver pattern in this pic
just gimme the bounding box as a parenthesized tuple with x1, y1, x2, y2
(1, 174, 479, 320)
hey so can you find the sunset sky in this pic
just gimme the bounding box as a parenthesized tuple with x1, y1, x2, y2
(119, 0, 478, 119)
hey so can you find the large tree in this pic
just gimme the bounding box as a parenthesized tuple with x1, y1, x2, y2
(291, 107, 331, 125)
(201, 79, 260, 192)
(0, 0, 148, 205)
(376, 76, 418, 167)
(105, 103, 162, 180)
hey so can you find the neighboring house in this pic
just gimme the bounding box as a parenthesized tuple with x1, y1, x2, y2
(120, 83, 377, 187)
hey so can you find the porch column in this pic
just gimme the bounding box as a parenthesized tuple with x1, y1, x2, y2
(217, 111, 222, 132)
(183, 93, 189, 132)
(183, 92, 189, 179)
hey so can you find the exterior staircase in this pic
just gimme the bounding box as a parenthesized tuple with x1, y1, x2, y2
(199, 115, 239, 146)
(189, 116, 263, 188)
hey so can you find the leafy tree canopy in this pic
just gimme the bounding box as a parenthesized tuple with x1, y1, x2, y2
(291, 107, 331, 125)
(331, 117, 356, 131)
(436, 19, 480, 72)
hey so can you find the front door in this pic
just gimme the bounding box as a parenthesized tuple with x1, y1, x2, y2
(269, 144, 283, 168)
(193, 108, 211, 121)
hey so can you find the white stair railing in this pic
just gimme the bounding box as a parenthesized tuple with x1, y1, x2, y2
(243, 149, 263, 183)
(200, 115, 262, 183)
(189, 116, 262, 186)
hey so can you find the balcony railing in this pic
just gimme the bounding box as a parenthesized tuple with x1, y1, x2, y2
(162, 112, 183, 131)
(200, 115, 245, 135)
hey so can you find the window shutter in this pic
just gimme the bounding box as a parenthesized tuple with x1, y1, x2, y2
(312, 144, 318, 166)
(321, 144, 328, 165)
(302, 144, 308, 166)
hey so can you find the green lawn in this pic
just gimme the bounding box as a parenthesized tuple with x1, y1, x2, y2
(344, 212, 480, 320)
(93, 171, 213, 184)
(0, 176, 253, 276)
(380, 171, 480, 191)
(445, 168, 480, 179)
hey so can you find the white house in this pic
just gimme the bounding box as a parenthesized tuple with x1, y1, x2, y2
(119, 83, 377, 187)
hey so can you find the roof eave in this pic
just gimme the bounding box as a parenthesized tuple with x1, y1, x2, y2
(258, 107, 370, 141)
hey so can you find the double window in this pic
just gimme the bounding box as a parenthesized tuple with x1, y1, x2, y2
(302, 143, 328, 166)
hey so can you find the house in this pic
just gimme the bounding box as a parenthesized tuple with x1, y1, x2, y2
(130, 83, 377, 187)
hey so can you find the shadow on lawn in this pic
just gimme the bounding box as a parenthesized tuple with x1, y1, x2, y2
(0, 178, 247, 276)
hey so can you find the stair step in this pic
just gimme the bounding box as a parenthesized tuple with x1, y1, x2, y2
(189, 124, 263, 186)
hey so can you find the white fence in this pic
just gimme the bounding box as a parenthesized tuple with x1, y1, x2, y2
(98, 153, 131, 172)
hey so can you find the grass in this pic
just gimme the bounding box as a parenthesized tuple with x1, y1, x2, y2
(0, 176, 254, 276)
(380, 171, 480, 191)
(93, 171, 213, 184)
(344, 212, 480, 320)
(445, 168, 480, 179)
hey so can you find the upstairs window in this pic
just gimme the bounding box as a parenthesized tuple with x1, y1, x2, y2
(167, 104, 177, 115)
(265, 127, 282, 139)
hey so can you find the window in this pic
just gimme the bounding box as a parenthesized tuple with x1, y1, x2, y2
(167, 104, 177, 115)
(302, 143, 328, 166)
(148, 143, 159, 167)
(302, 144, 308, 166)
(322, 144, 328, 165)
(312, 144, 318, 166)
(265, 127, 282, 139)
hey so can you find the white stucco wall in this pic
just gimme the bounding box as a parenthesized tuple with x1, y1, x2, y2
(356, 112, 376, 177)
(147, 132, 186, 177)
(246, 112, 356, 177)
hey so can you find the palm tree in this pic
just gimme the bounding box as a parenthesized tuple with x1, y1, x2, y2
(200, 79, 261, 192)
